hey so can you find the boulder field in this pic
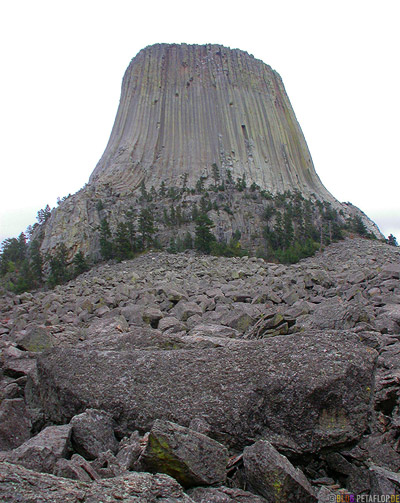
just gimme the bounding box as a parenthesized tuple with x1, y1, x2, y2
(0, 237, 399, 501)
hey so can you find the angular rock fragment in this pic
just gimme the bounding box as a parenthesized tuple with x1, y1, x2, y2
(171, 301, 203, 321)
(369, 464, 400, 496)
(116, 431, 143, 470)
(141, 419, 228, 488)
(70, 408, 118, 460)
(2, 424, 71, 473)
(243, 440, 317, 502)
(54, 453, 99, 481)
(0, 398, 31, 450)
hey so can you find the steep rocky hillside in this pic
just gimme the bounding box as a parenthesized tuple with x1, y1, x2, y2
(0, 237, 399, 500)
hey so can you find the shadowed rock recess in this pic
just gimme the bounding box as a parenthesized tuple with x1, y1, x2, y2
(1, 238, 400, 501)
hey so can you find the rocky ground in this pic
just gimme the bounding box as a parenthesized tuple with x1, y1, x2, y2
(0, 237, 399, 501)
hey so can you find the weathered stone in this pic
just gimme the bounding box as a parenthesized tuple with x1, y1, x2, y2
(222, 310, 255, 331)
(0, 461, 194, 502)
(0, 398, 31, 450)
(243, 440, 317, 502)
(85, 315, 129, 339)
(54, 454, 99, 482)
(2, 424, 72, 473)
(70, 408, 118, 460)
(141, 419, 228, 488)
(158, 316, 186, 333)
(382, 263, 400, 279)
(172, 301, 203, 321)
(18, 324, 54, 352)
(189, 323, 240, 338)
(296, 297, 373, 331)
(120, 304, 145, 325)
(31, 332, 376, 452)
(142, 307, 164, 327)
(116, 431, 143, 470)
(369, 465, 400, 495)
(3, 357, 36, 378)
(188, 486, 268, 502)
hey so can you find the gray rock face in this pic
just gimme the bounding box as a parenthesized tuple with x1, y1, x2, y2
(31, 331, 376, 452)
(0, 461, 194, 502)
(243, 440, 317, 502)
(141, 419, 228, 488)
(70, 408, 118, 460)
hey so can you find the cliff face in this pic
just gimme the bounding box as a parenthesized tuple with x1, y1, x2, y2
(89, 43, 334, 201)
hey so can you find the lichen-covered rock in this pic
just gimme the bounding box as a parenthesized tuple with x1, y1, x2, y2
(243, 440, 317, 502)
(18, 324, 54, 352)
(141, 419, 228, 488)
(30, 331, 376, 452)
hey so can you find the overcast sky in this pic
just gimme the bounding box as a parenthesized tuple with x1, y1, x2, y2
(1, 0, 399, 244)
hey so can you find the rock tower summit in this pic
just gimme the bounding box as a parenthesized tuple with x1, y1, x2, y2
(89, 43, 335, 201)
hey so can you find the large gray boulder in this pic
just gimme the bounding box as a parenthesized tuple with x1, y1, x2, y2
(140, 419, 228, 488)
(29, 331, 377, 452)
(243, 440, 317, 502)
(0, 461, 194, 502)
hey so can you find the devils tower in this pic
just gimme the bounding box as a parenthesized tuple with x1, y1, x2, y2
(90, 43, 333, 200)
(36, 43, 382, 258)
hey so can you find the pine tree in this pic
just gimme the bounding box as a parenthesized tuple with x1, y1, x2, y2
(47, 244, 69, 287)
(212, 163, 220, 188)
(30, 239, 43, 283)
(73, 251, 89, 276)
(99, 218, 114, 260)
(196, 176, 205, 193)
(37, 204, 51, 224)
(114, 222, 133, 261)
(387, 234, 398, 246)
(140, 180, 149, 201)
(194, 215, 215, 254)
(159, 181, 166, 197)
(138, 208, 155, 249)
(168, 237, 177, 254)
(183, 232, 193, 250)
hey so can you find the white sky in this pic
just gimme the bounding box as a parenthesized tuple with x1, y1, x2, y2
(0, 0, 399, 243)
